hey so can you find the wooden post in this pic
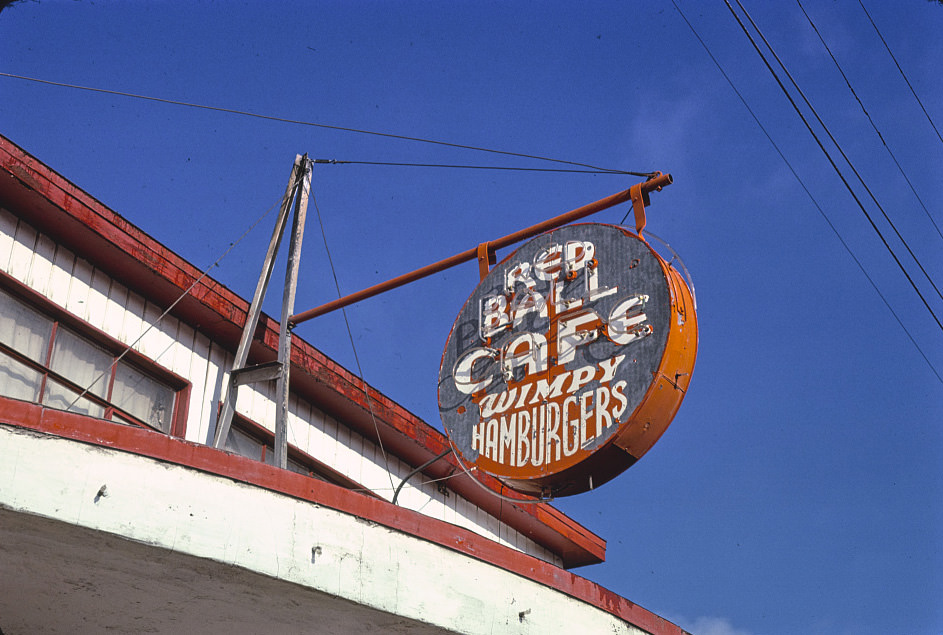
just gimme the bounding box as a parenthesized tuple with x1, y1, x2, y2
(273, 155, 311, 468)
(213, 154, 310, 453)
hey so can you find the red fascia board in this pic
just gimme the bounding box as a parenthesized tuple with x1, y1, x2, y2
(0, 139, 249, 344)
(0, 134, 605, 567)
(0, 401, 687, 635)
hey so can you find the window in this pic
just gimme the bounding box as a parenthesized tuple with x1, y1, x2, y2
(224, 411, 375, 494)
(224, 419, 319, 477)
(0, 285, 184, 434)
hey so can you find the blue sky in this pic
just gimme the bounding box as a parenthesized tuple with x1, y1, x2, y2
(2, 1, 941, 634)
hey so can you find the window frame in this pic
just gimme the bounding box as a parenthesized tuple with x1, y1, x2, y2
(225, 408, 379, 496)
(0, 272, 191, 437)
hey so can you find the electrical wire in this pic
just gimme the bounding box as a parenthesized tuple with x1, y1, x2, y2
(346, 466, 469, 496)
(392, 447, 450, 505)
(312, 159, 653, 176)
(419, 469, 468, 487)
(444, 436, 555, 505)
(795, 0, 943, 243)
(735, 0, 943, 309)
(725, 0, 943, 333)
(732, 0, 943, 308)
(670, 0, 942, 384)
(857, 0, 943, 148)
(0, 71, 645, 176)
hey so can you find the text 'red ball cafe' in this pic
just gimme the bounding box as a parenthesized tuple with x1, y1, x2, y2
(438, 223, 697, 496)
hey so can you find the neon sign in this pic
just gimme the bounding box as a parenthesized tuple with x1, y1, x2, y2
(439, 223, 697, 496)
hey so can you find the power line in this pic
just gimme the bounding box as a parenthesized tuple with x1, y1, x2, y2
(734, 0, 943, 308)
(0, 71, 647, 176)
(857, 0, 943, 148)
(312, 159, 651, 175)
(795, 0, 943, 243)
(670, 0, 941, 384)
(725, 0, 943, 333)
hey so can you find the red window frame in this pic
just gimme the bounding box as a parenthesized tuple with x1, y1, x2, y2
(0, 273, 191, 437)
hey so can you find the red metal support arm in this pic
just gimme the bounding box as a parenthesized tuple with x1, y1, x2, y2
(289, 172, 672, 326)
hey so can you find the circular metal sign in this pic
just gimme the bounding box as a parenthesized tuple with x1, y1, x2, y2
(438, 223, 697, 496)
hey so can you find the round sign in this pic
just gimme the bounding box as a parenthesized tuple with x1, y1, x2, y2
(438, 223, 697, 496)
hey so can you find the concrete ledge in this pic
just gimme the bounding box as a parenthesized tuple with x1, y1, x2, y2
(0, 509, 447, 634)
(0, 422, 685, 634)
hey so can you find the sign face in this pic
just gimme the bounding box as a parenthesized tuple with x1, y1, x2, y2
(438, 223, 697, 496)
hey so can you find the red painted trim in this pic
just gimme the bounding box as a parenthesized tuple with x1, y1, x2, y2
(0, 133, 604, 568)
(0, 400, 687, 635)
(170, 384, 191, 438)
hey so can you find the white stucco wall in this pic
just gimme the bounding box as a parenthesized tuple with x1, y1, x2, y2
(0, 425, 644, 634)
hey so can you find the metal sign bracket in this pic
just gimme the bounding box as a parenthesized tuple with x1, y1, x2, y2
(477, 241, 496, 281)
(629, 176, 653, 241)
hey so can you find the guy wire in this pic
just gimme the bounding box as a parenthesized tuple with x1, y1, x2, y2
(65, 194, 285, 414)
(309, 183, 398, 495)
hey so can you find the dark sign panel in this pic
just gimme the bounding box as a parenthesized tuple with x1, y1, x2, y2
(439, 223, 697, 496)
